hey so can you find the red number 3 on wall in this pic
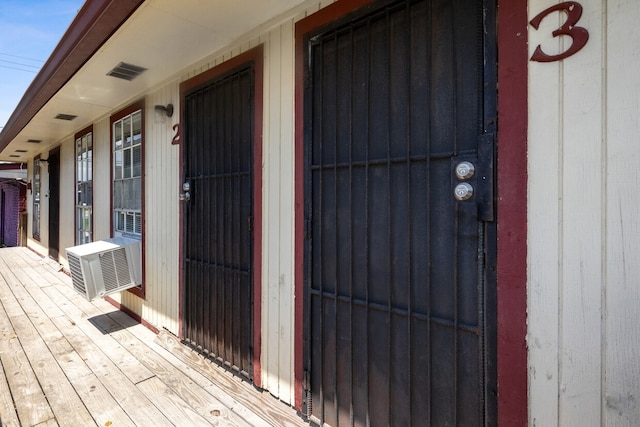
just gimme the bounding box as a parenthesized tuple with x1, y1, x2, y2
(530, 1, 589, 62)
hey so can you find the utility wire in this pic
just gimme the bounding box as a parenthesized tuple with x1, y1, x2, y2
(0, 59, 40, 69)
(0, 64, 38, 73)
(0, 52, 44, 63)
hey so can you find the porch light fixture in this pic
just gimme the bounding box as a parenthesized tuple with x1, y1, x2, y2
(154, 104, 174, 117)
(154, 103, 174, 124)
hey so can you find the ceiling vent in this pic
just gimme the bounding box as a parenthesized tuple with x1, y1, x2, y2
(107, 62, 148, 81)
(55, 113, 77, 121)
(27, 139, 42, 143)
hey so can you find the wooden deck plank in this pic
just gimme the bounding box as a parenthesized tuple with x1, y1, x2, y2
(70, 374, 137, 427)
(32, 281, 156, 386)
(9, 315, 97, 427)
(155, 331, 308, 427)
(98, 310, 258, 427)
(137, 376, 215, 426)
(0, 252, 136, 426)
(0, 296, 55, 426)
(49, 315, 174, 427)
(0, 335, 21, 427)
(0, 259, 98, 427)
(0, 247, 310, 427)
(0, 255, 134, 425)
(32, 418, 60, 427)
(110, 315, 275, 427)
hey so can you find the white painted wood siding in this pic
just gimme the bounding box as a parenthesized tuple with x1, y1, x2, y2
(528, 0, 640, 424)
(36, 0, 346, 406)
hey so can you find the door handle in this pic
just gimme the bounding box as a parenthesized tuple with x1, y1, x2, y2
(180, 181, 191, 202)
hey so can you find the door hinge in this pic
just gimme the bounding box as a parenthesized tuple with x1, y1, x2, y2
(302, 370, 312, 418)
(476, 133, 495, 222)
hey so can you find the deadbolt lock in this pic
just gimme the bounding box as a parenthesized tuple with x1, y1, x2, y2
(454, 183, 474, 201)
(455, 161, 475, 180)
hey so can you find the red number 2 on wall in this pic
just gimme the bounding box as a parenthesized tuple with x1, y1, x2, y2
(530, 1, 589, 62)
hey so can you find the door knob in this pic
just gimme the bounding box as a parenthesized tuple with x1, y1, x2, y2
(180, 181, 191, 201)
(454, 183, 474, 201)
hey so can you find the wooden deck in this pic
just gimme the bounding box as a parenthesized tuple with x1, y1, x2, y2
(0, 247, 307, 427)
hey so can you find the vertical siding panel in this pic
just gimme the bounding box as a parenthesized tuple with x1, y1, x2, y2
(93, 118, 111, 241)
(558, 0, 603, 424)
(278, 18, 295, 405)
(605, 0, 640, 423)
(143, 86, 180, 334)
(265, 26, 283, 394)
(94, 116, 123, 313)
(59, 137, 75, 262)
(527, 0, 562, 423)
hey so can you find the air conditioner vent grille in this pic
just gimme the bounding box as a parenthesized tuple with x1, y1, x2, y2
(99, 248, 132, 293)
(67, 254, 87, 297)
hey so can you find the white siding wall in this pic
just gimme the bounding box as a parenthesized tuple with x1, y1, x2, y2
(161, 0, 338, 402)
(40, 0, 343, 405)
(116, 85, 182, 335)
(59, 137, 75, 256)
(92, 119, 112, 242)
(528, 0, 640, 424)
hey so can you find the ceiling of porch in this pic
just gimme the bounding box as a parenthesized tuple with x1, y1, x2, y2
(0, 0, 304, 162)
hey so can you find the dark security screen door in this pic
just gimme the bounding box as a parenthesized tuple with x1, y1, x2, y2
(183, 64, 255, 379)
(48, 149, 60, 260)
(304, 0, 496, 425)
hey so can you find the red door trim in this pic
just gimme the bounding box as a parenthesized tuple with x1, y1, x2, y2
(178, 45, 264, 386)
(496, 0, 528, 424)
(294, 0, 528, 424)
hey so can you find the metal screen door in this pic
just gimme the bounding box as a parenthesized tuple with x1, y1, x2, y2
(303, 0, 497, 425)
(182, 64, 255, 379)
(48, 149, 61, 260)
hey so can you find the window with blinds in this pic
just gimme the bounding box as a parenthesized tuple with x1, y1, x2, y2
(112, 108, 142, 238)
(75, 128, 93, 244)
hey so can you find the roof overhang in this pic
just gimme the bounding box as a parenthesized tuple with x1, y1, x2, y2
(0, 0, 306, 161)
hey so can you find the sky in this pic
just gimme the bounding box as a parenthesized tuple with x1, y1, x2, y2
(0, 0, 85, 130)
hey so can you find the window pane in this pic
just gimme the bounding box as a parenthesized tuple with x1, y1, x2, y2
(126, 213, 135, 233)
(114, 150, 123, 180)
(134, 213, 142, 235)
(123, 147, 132, 179)
(132, 111, 142, 144)
(116, 212, 125, 232)
(133, 145, 141, 177)
(76, 131, 93, 244)
(114, 121, 123, 149)
(77, 184, 83, 205)
(123, 116, 132, 148)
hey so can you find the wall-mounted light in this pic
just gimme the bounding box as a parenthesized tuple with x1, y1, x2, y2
(38, 158, 49, 164)
(154, 103, 174, 124)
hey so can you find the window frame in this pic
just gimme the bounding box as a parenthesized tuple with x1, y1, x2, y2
(32, 155, 41, 241)
(110, 100, 145, 298)
(75, 125, 94, 245)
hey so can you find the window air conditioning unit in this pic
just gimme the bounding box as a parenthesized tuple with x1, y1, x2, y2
(66, 236, 142, 301)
